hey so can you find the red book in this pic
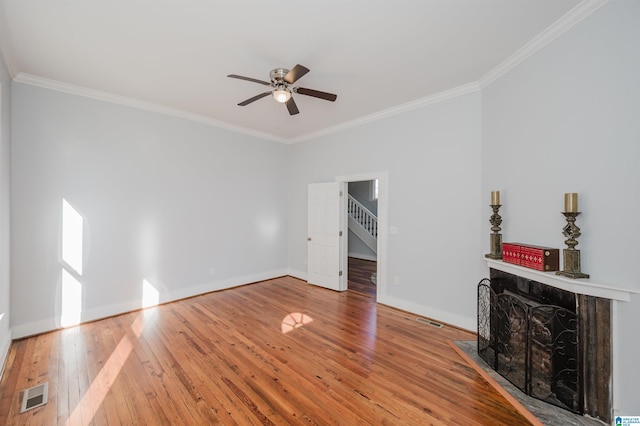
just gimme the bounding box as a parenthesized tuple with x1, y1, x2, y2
(502, 243, 521, 265)
(520, 245, 559, 271)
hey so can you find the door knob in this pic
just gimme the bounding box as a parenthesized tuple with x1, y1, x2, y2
(307, 237, 312, 241)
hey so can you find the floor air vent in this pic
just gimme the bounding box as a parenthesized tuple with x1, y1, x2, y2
(20, 382, 48, 413)
(416, 317, 443, 328)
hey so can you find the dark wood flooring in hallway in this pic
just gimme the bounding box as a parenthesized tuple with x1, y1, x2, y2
(347, 256, 377, 297)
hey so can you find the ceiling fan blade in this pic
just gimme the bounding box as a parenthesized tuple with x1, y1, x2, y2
(238, 91, 272, 106)
(286, 97, 300, 115)
(295, 87, 337, 102)
(227, 74, 271, 86)
(284, 64, 310, 84)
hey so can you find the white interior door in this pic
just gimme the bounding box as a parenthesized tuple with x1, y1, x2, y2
(307, 182, 346, 291)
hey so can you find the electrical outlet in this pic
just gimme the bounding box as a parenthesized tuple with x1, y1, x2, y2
(209, 267, 215, 276)
(394, 276, 400, 285)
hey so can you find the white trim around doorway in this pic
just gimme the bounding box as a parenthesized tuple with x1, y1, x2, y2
(335, 172, 388, 303)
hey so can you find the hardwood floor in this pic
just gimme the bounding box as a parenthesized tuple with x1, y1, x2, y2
(0, 276, 534, 425)
(347, 257, 377, 297)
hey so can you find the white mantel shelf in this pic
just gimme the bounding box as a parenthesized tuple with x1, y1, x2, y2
(485, 259, 639, 302)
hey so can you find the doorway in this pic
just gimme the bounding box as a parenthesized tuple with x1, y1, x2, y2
(335, 172, 388, 303)
(346, 180, 378, 298)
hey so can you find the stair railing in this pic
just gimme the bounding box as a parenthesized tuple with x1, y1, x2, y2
(347, 195, 378, 239)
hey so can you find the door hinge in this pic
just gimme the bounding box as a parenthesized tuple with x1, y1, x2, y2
(339, 190, 343, 196)
(339, 270, 343, 276)
(339, 231, 343, 236)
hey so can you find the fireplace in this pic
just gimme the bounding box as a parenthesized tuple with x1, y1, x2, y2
(477, 268, 612, 423)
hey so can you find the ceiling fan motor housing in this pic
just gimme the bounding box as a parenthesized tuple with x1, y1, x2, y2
(270, 68, 289, 85)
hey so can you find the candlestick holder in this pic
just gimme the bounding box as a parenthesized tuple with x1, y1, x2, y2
(485, 204, 502, 259)
(556, 212, 589, 279)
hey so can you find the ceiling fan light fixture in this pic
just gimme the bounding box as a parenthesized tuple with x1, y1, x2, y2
(229, 64, 337, 115)
(273, 88, 291, 103)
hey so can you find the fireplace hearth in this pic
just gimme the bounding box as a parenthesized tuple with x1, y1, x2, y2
(478, 268, 612, 424)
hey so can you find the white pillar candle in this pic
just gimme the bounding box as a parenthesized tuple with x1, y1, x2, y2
(564, 193, 578, 212)
(491, 191, 500, 205)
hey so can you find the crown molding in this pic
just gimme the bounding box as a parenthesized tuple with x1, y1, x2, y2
(295, 0, 609, 143)
(478, 0, 609, 89)
(12, 72, 289, 144)
(0, 2, 18, 78)
(9, 0, 609, 145)
(288, 81, 481, 144)
(14, 71, 480, 146)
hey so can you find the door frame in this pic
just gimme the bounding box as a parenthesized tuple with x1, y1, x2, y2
(335, 171, 388, 302)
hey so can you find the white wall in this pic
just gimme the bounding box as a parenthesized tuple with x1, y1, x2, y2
(288, 92, 483, 330)
(481, 0, 640, 415)
(10, 83, 289, 337)
(0, 41, 11, 373)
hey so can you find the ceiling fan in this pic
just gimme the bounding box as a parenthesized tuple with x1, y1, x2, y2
(227, 64, 337, 115)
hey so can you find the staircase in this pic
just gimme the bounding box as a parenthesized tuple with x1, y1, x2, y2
(347, 194, 377, 253)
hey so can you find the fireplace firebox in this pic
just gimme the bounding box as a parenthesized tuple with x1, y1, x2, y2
(477, 268, 611, 423)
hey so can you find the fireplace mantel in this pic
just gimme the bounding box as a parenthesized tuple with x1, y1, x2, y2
(485, 258, 639, 302)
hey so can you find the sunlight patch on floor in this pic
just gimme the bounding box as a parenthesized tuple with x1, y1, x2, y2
(65, 314, 145, 425)
(281, 312, 313, 334)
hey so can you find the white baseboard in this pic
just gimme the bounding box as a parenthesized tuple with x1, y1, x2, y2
(286, 269, 307, 281)
(283, 269, 474, 332)
(0, 327, 12, 382)
(377, 294, 476, 332)
(11, 269, 290, 339)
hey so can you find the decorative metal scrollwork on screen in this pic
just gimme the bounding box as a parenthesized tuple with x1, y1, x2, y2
(477, 279, 581, 414)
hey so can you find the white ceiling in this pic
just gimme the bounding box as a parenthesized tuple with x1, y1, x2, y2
(1, 0, 597, 143)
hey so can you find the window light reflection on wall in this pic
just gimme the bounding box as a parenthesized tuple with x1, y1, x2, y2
(142, 279, 159, 308)
(61, 199, 84, 327)
(62, 199, 83, 275)
(61, 269, 82, 327)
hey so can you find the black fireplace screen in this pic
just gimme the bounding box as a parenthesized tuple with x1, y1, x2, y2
(478, 279, 582, 414)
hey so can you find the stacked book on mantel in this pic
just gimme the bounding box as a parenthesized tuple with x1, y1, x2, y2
(502, 243, 560, 272)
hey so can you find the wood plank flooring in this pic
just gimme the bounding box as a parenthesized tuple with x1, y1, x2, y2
(0, 276, 534, 425)
(347, 257, 377, 297)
